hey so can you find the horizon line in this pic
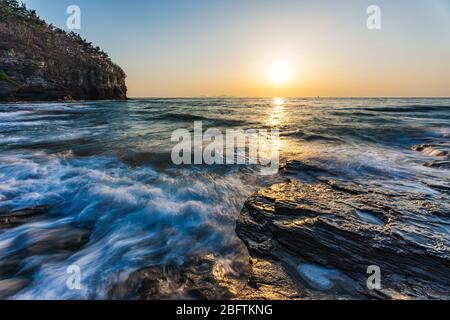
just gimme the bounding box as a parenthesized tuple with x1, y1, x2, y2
(128, 96, 450, 100)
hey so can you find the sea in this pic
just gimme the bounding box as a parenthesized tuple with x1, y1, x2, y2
(0, 98, 449, 299)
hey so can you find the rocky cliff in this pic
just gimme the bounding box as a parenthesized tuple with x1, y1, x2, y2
(0, 0, 127, 101)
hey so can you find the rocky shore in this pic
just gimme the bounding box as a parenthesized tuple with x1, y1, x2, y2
(0, 0, 127, 102)
(234, 160, 450, 299)
(105, 158, 449, 300)
(0, 98, 449, 299)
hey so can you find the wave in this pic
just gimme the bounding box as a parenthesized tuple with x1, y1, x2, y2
(0, 151, 260, 299)
(0, 111, 33, 120)
(282, 130, 345, 143)
(1, 98, 449, 299)
(152, 112, 248, 126)
(358, 105, 450, 113)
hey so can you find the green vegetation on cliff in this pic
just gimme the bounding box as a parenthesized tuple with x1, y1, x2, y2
(0, 0, 127, 101)
(0, 70, 9, 81)
(0, 0, 45, 24)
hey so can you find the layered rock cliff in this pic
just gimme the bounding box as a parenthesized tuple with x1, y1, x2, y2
(0, 0, 127, 101)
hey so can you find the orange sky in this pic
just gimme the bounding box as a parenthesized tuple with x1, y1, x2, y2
(25, 0, 450, 97)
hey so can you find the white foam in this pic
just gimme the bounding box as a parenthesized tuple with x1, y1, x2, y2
(356, 210, 384, 226)
(0, 151, 258, 299)
(297, 263, 344, 290)
(0, 111, 31, 120)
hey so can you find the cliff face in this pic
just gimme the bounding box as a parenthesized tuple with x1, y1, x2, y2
(0, 0, 127, 101)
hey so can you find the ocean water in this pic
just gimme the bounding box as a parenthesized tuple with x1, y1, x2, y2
(0, 98, 449, 299)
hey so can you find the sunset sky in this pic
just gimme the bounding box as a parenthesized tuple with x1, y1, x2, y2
(22, 0, 450, 97)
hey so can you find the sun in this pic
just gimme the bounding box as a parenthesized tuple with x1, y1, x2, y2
(267, 61, 293, 86)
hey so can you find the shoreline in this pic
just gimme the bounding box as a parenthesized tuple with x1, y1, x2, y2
(0, 98, 129, 105)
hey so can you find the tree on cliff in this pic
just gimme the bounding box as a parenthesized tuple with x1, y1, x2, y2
(1, 0, 108, 56)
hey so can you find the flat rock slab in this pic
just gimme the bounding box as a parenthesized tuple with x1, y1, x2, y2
(236, 178, 450, 299)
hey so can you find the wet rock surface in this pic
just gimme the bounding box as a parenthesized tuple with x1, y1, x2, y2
(110, 254, 250, 300)
(412, 143, 449, 158)
(0, 206, 89, 298)
(412, 142, 450, 169)
(0, 220, 90, 298)
(0, 0, 127, 102)
(235, 171, 450, 299)
(0, 206, 49, 229)
(425, 160, 450, 170)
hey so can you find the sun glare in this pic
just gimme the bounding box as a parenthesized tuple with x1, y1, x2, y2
(267, 61, 293, 86)
(273, 97, 284, 106)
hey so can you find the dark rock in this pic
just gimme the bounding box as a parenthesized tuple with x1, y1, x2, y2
(424, 160, 450, 170)
(0, 205, 49, 229)
(236, 178, 450, 299)
(412, 142, 450, 170)
(26, 227, 89, 254)
(0, 0, 127, 102)
(0, 278, 28, 299)
(412, 143, 449, 158)
(0, 210, 89, 293)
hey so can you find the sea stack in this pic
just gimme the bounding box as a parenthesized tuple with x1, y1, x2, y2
(0, 0, 127, 102)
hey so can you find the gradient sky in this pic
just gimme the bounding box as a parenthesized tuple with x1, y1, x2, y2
(22, 0, 450, 97)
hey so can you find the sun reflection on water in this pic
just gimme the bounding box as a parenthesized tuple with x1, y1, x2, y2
(269, 97, 285, 128)
(273, 97, 284, 106)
